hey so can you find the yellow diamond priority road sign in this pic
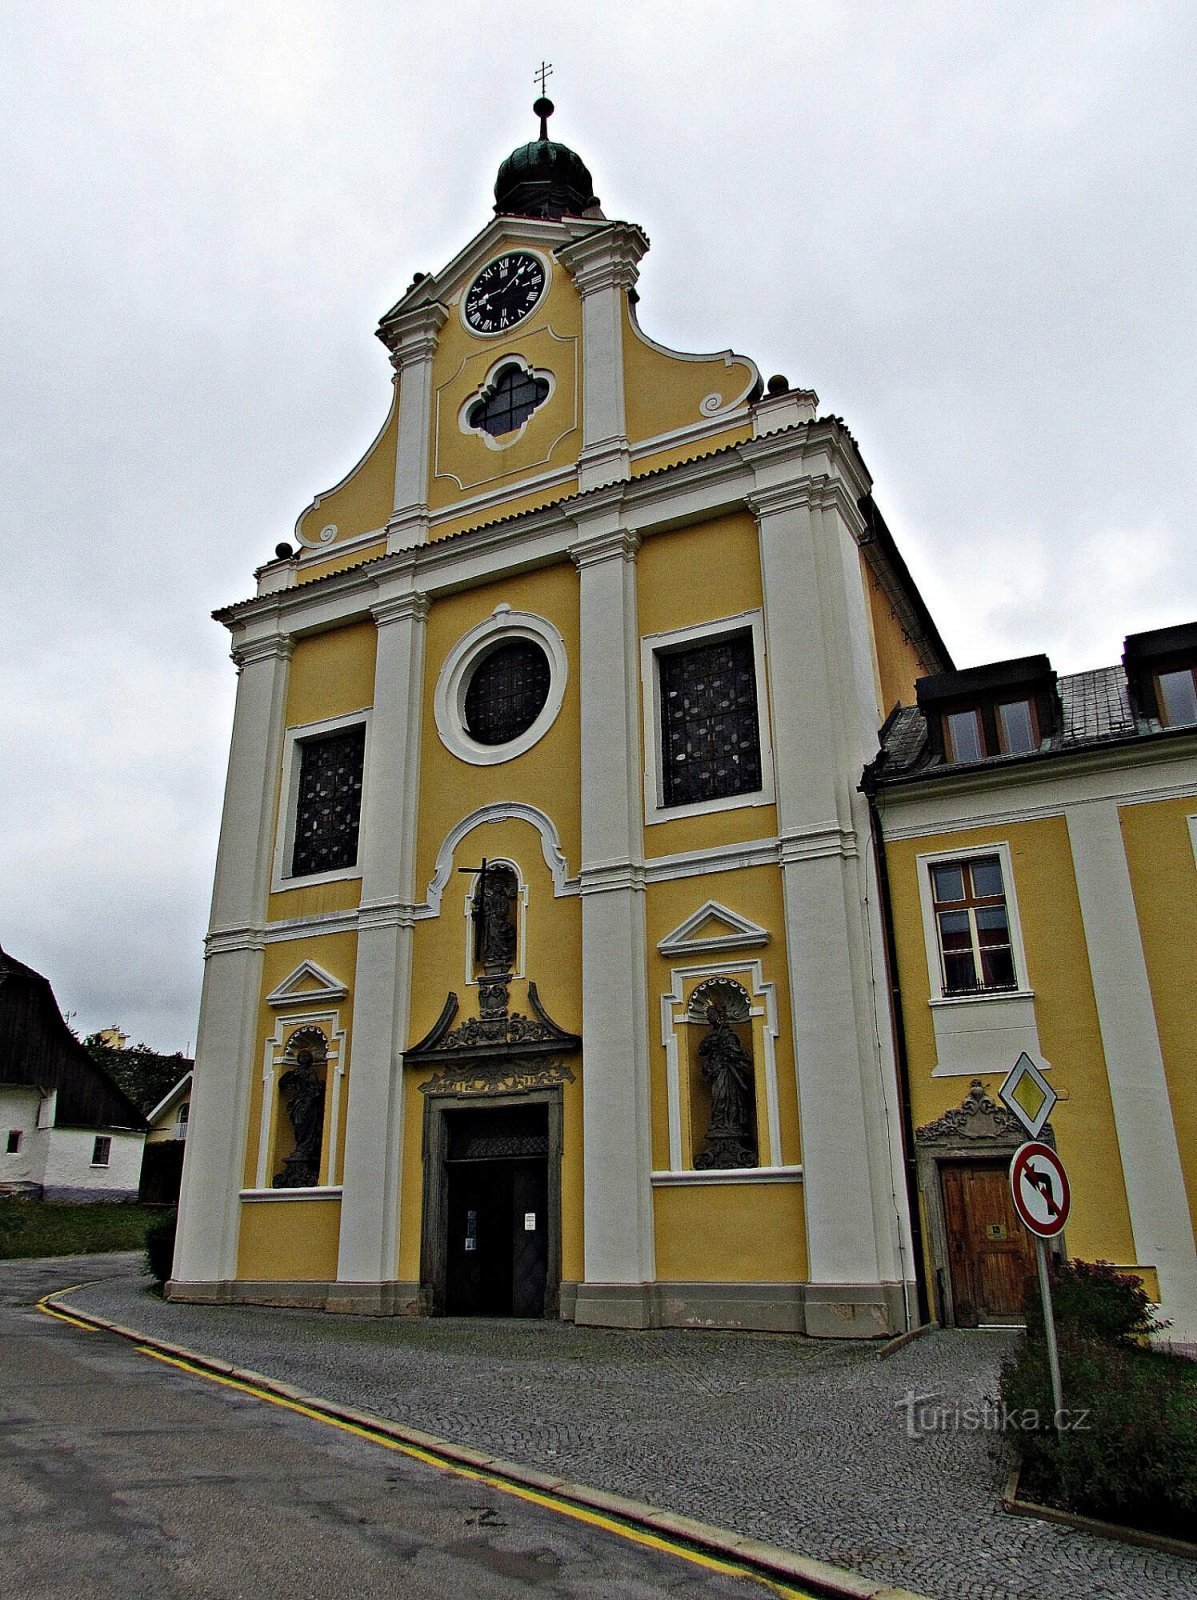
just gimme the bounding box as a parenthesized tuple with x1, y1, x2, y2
(998, 1052, 1057, 1139)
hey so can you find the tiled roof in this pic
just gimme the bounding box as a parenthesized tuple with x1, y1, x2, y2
(873, 665, 1180, 785)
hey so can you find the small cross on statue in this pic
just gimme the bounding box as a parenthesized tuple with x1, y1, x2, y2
(534, 60, 553, 97)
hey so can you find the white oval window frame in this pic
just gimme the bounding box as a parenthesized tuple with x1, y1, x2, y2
(434, 606, 568, 766)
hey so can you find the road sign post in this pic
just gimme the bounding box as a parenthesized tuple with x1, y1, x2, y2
(1009, 1139, 1071, 1433)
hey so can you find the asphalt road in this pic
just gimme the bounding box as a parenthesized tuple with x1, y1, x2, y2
(1, 1255, 803, 1600)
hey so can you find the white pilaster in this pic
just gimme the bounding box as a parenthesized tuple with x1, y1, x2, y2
(557, 224, 647, 492)
(383, 302, 449, 551)
(749, 471, 913, 1335)
(569, 507, 656, 1325)
(334, 582, 429, 1300)
(174, 627, 293, 1290)
(1066, 800, 1197, 1341)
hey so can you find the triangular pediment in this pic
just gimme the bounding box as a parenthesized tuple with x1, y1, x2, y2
(657, 901, 770, 957)
(266, 961, 349, 1009)
(378, 213, 608, 330)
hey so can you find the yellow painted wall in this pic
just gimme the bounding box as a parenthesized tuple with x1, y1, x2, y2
(297, 539, 387, 585)
(237, 1198, 342, 1282)
(1120, 794, 1197, 1232)
(413, 565, 581, 906)
(267, 621, 377, 923)
(295, 385, 399, 550)
(429, 481, 578, 544)
(646, 865, 799, 1175)
(243, 928, 360, 1195)
(638, 514, 778, 858)
(632, 424, 750, 479)
(623, 305, 756, 449)
(886, 815, 1137, 1269)
(429, 253, 582, 509)
(654, 1182, 806, 1282)
(862, 557, 933, 716)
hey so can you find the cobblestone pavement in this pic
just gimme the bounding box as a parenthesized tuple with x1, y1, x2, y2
(39, 1258, 1197, 1600)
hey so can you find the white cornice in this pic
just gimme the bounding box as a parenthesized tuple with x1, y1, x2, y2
(568, 526, 641, 569)
(778, 822, 859, 863)
(371, 591, 429, 628)
(876, 747, 1197, 840)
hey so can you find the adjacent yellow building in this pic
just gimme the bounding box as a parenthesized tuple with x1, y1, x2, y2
(172, 103, 1197, 1342)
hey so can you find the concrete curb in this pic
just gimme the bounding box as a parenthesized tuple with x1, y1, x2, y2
(44, 1284, 930, 1600)
(875, 1323, 936, 1361)
(1001, 1465, 1197, 1564)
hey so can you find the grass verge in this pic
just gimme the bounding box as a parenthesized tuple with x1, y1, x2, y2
(0, 1196, 163, 1259)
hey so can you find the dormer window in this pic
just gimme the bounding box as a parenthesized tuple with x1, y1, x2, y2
(1123, 621, 1197, 727)
(917, 657, 1058, 766)
(1158, 667, 1197, 726)
(943, 699, 1037, 761)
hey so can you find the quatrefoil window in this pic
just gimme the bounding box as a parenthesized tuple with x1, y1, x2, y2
(466, 361, 551, 439)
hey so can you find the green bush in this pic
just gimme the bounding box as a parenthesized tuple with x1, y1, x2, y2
(144, 1210, 177, 1286)
(1001, 1335, 1197, 1537)
(1023, 1257, 1167, 1347)
(1000, 1257, 1196, 1539)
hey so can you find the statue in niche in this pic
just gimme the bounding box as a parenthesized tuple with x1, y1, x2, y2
(273, 1044, 326, 1188)
(472, 862, 518, 974)
(695, 1001, 757, 1170)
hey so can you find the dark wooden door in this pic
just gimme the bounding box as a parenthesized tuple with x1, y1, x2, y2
(941, 1160, 1036, 1326)
(444, 1157, 548, 1317)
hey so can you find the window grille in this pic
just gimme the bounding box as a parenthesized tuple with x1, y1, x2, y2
(468, 364, 549, 437)
(464, 642, 551, 745)
(660, 634, 762, 807)
(291, 724, 366, 877)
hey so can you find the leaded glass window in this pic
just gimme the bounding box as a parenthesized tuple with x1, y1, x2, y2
(468, 364, 550, 437)
(659, 634, 762, 808)
(464, 641, 551, 745)
(290, 724, 365, 877)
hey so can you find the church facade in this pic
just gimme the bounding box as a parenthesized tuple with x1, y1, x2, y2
(172, 105, 1197, 1341)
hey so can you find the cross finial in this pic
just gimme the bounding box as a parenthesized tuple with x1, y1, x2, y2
(534, 60, 553, 97)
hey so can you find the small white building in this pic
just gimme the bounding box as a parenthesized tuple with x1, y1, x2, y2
(0, 947, 147, 1202)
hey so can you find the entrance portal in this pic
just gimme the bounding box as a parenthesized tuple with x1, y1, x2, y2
(425, 1098, 557, 1318)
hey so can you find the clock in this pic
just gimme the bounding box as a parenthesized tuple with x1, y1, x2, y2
(464, 251, 547, 334)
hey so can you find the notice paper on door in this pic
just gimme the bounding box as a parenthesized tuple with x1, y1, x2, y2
(524, 1213, 536, 1230)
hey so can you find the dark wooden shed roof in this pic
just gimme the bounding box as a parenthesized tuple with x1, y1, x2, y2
(0, 947, 147, 1131)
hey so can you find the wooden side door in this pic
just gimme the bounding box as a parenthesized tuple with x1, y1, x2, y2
(940, 1160, 1036, 1326)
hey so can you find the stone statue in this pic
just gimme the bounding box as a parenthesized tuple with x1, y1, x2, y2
(273, 1047, 325, 1188)
(695, 1001, 757, 1170)
(474, 864, 517, 973)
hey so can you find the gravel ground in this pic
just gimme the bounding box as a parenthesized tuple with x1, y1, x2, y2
(37, 1258, 1197, 1600)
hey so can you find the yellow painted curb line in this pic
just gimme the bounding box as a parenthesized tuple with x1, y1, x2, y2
(37, 1286, 928, 1600)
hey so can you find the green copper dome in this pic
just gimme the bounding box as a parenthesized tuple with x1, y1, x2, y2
(494, 98, 600, 221)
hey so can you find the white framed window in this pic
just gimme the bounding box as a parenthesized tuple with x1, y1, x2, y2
(272, 709, 371, 893)
(916, 842, 1032, 1003)
(641, 611, 775, 826)
(91, 1135, 112, 1167)
(434, 607, 567, 767)
(459, 356, 556, 451)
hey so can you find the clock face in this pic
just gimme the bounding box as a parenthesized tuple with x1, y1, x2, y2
(464, 252, 547, 334)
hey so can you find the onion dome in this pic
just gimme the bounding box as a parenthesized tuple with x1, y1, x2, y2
(494, 97, 600, 221)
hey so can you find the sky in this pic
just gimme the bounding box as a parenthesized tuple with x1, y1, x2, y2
(2, 1, 1194, 1052)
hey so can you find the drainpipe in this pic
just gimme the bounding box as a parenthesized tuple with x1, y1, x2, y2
(861, 757, 932, 1327)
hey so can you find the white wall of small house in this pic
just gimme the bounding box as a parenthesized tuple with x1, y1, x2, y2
(40, 1126, 145, 1201)
(0, 1085, 49, 1188)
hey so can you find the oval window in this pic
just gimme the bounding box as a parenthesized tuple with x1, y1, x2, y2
(463, 640, 552, 746)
